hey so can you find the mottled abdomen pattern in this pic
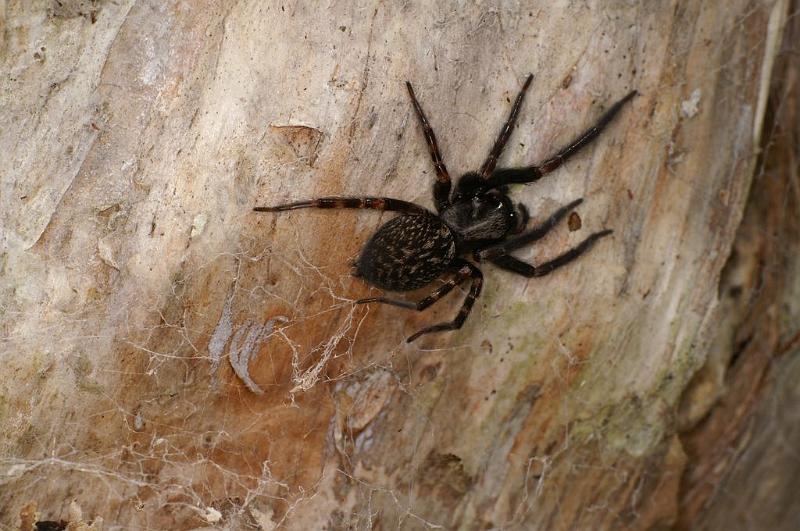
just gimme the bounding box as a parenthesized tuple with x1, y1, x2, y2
(354, 214, 456, 291)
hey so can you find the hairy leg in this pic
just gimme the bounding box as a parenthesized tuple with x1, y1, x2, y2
(254, 196, 430, 216)
(406, 81, 452, 211)
(479, 74, 534, 178)
(488, 230, 612, 277)
(475, 198, 583, 261)
(484, 90, 637, 189)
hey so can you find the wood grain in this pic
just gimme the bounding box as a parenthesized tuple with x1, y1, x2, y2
(1, 1, 796, 529)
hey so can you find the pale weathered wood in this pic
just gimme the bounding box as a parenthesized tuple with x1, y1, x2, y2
(0, 1, 796, 529)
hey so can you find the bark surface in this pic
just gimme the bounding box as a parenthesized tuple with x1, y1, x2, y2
(1, 1, 797, 529)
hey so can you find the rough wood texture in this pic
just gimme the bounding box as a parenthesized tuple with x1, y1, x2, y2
(1, 1, 797, 529)
(677, 6, 800, 528)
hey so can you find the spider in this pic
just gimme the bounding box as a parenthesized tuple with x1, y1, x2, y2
(255, 75, 636, 342)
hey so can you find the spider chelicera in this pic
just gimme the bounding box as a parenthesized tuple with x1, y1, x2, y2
(255, 75, 636, 342)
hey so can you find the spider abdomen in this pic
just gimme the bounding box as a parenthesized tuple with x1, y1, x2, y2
(353, 214, 456, 292)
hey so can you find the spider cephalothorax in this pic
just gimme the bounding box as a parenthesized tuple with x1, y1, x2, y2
(255, 75, 636, 342)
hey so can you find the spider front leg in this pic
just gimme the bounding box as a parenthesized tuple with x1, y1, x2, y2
(479, 74, 534, 178)
(476, 198, 585, 261)
(357, 259, 483, 343)
(475, 198, 612, 276)
(406, 81, 452, 211)
(486, 230, 612, 278)
(484, 90, 638, 189)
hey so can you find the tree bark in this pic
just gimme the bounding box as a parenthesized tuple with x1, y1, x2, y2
(1, 1, 797, 529)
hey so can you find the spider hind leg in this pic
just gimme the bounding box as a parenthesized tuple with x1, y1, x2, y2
(253, 196, 428, 215)
(356, 261, 469, 312)
(355, 259, 483, 342)
(405, 261, 483, 343)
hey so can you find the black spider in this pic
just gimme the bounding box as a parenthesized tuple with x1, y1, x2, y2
(255, 75, 636, 342)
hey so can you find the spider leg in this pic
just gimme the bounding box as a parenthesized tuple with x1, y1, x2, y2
(479, 74, 534, 179)
(356, 259, 475, 312)
(406, 81, 452, 211)
(487, 230, 612, 277)
(253, 196, 429, 216)
(484, 90, 637, 189)
(474, 198, 584, 261)
(405, 261, 483, 343)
